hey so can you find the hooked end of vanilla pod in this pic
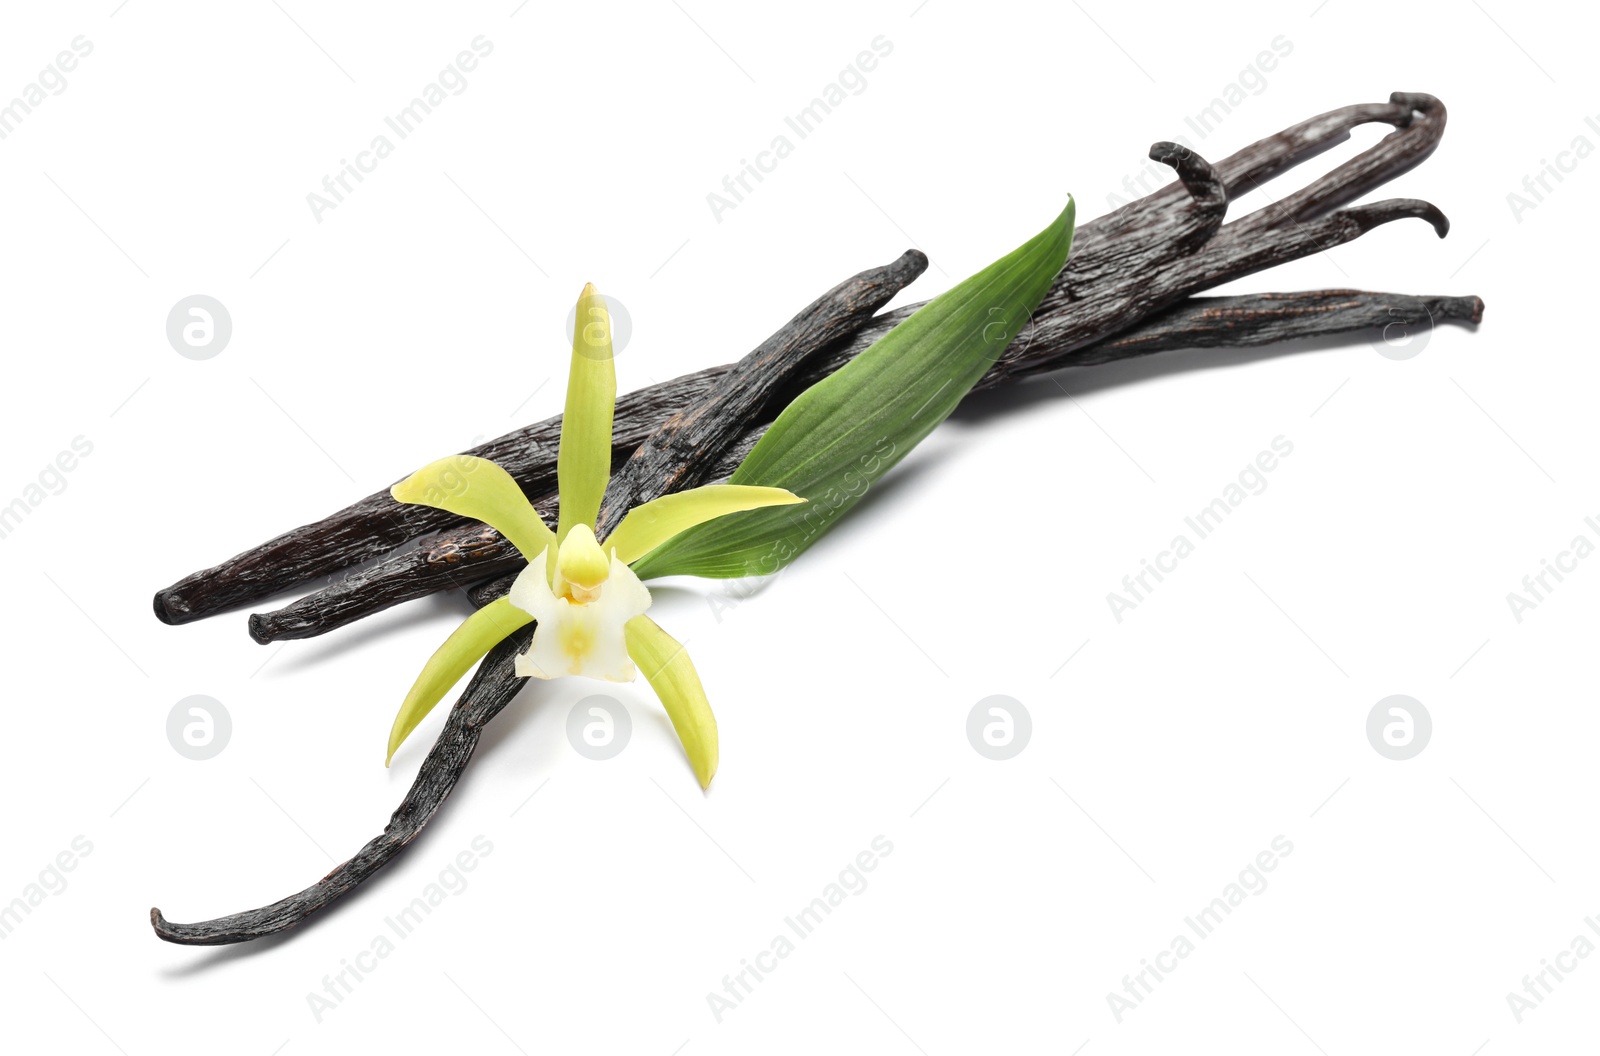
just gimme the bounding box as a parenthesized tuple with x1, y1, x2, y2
(1149, 141, 1225, 208)
(1389, 92, 1445, 123)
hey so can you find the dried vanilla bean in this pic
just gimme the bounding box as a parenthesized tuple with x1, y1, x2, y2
(151, 627, 531, 945)
(246, 494, 555, 643)
(1066, 288, 1481, 365)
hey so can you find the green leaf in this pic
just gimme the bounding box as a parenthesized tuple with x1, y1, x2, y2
(631, 198, 1075, 579)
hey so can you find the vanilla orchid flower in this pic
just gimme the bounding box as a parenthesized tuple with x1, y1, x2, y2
(385, 284, 803, 788)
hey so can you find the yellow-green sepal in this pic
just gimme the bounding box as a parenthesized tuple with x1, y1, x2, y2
(604, 484, 804, 566)
(391, 455, 555, 560)
(625, 615, 718, 789)
(386, 596, 534, 765)
(557, 282, 617, 542)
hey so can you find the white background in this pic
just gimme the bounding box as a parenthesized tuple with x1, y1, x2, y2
(1, 0, 1594, 1051)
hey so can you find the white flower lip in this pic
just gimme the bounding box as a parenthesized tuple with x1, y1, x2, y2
(507, 546, 652, 682)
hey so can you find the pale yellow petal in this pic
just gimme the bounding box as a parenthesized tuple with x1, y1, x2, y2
(604, 484, 804, 567)
(556, 283, 616, 541)
(386, 596, 533, 765)
(391, 455, 554, 560)
(625, 615, 717, 789)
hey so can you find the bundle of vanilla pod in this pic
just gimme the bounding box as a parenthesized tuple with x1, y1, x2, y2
(151, 93, 1484, 945)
